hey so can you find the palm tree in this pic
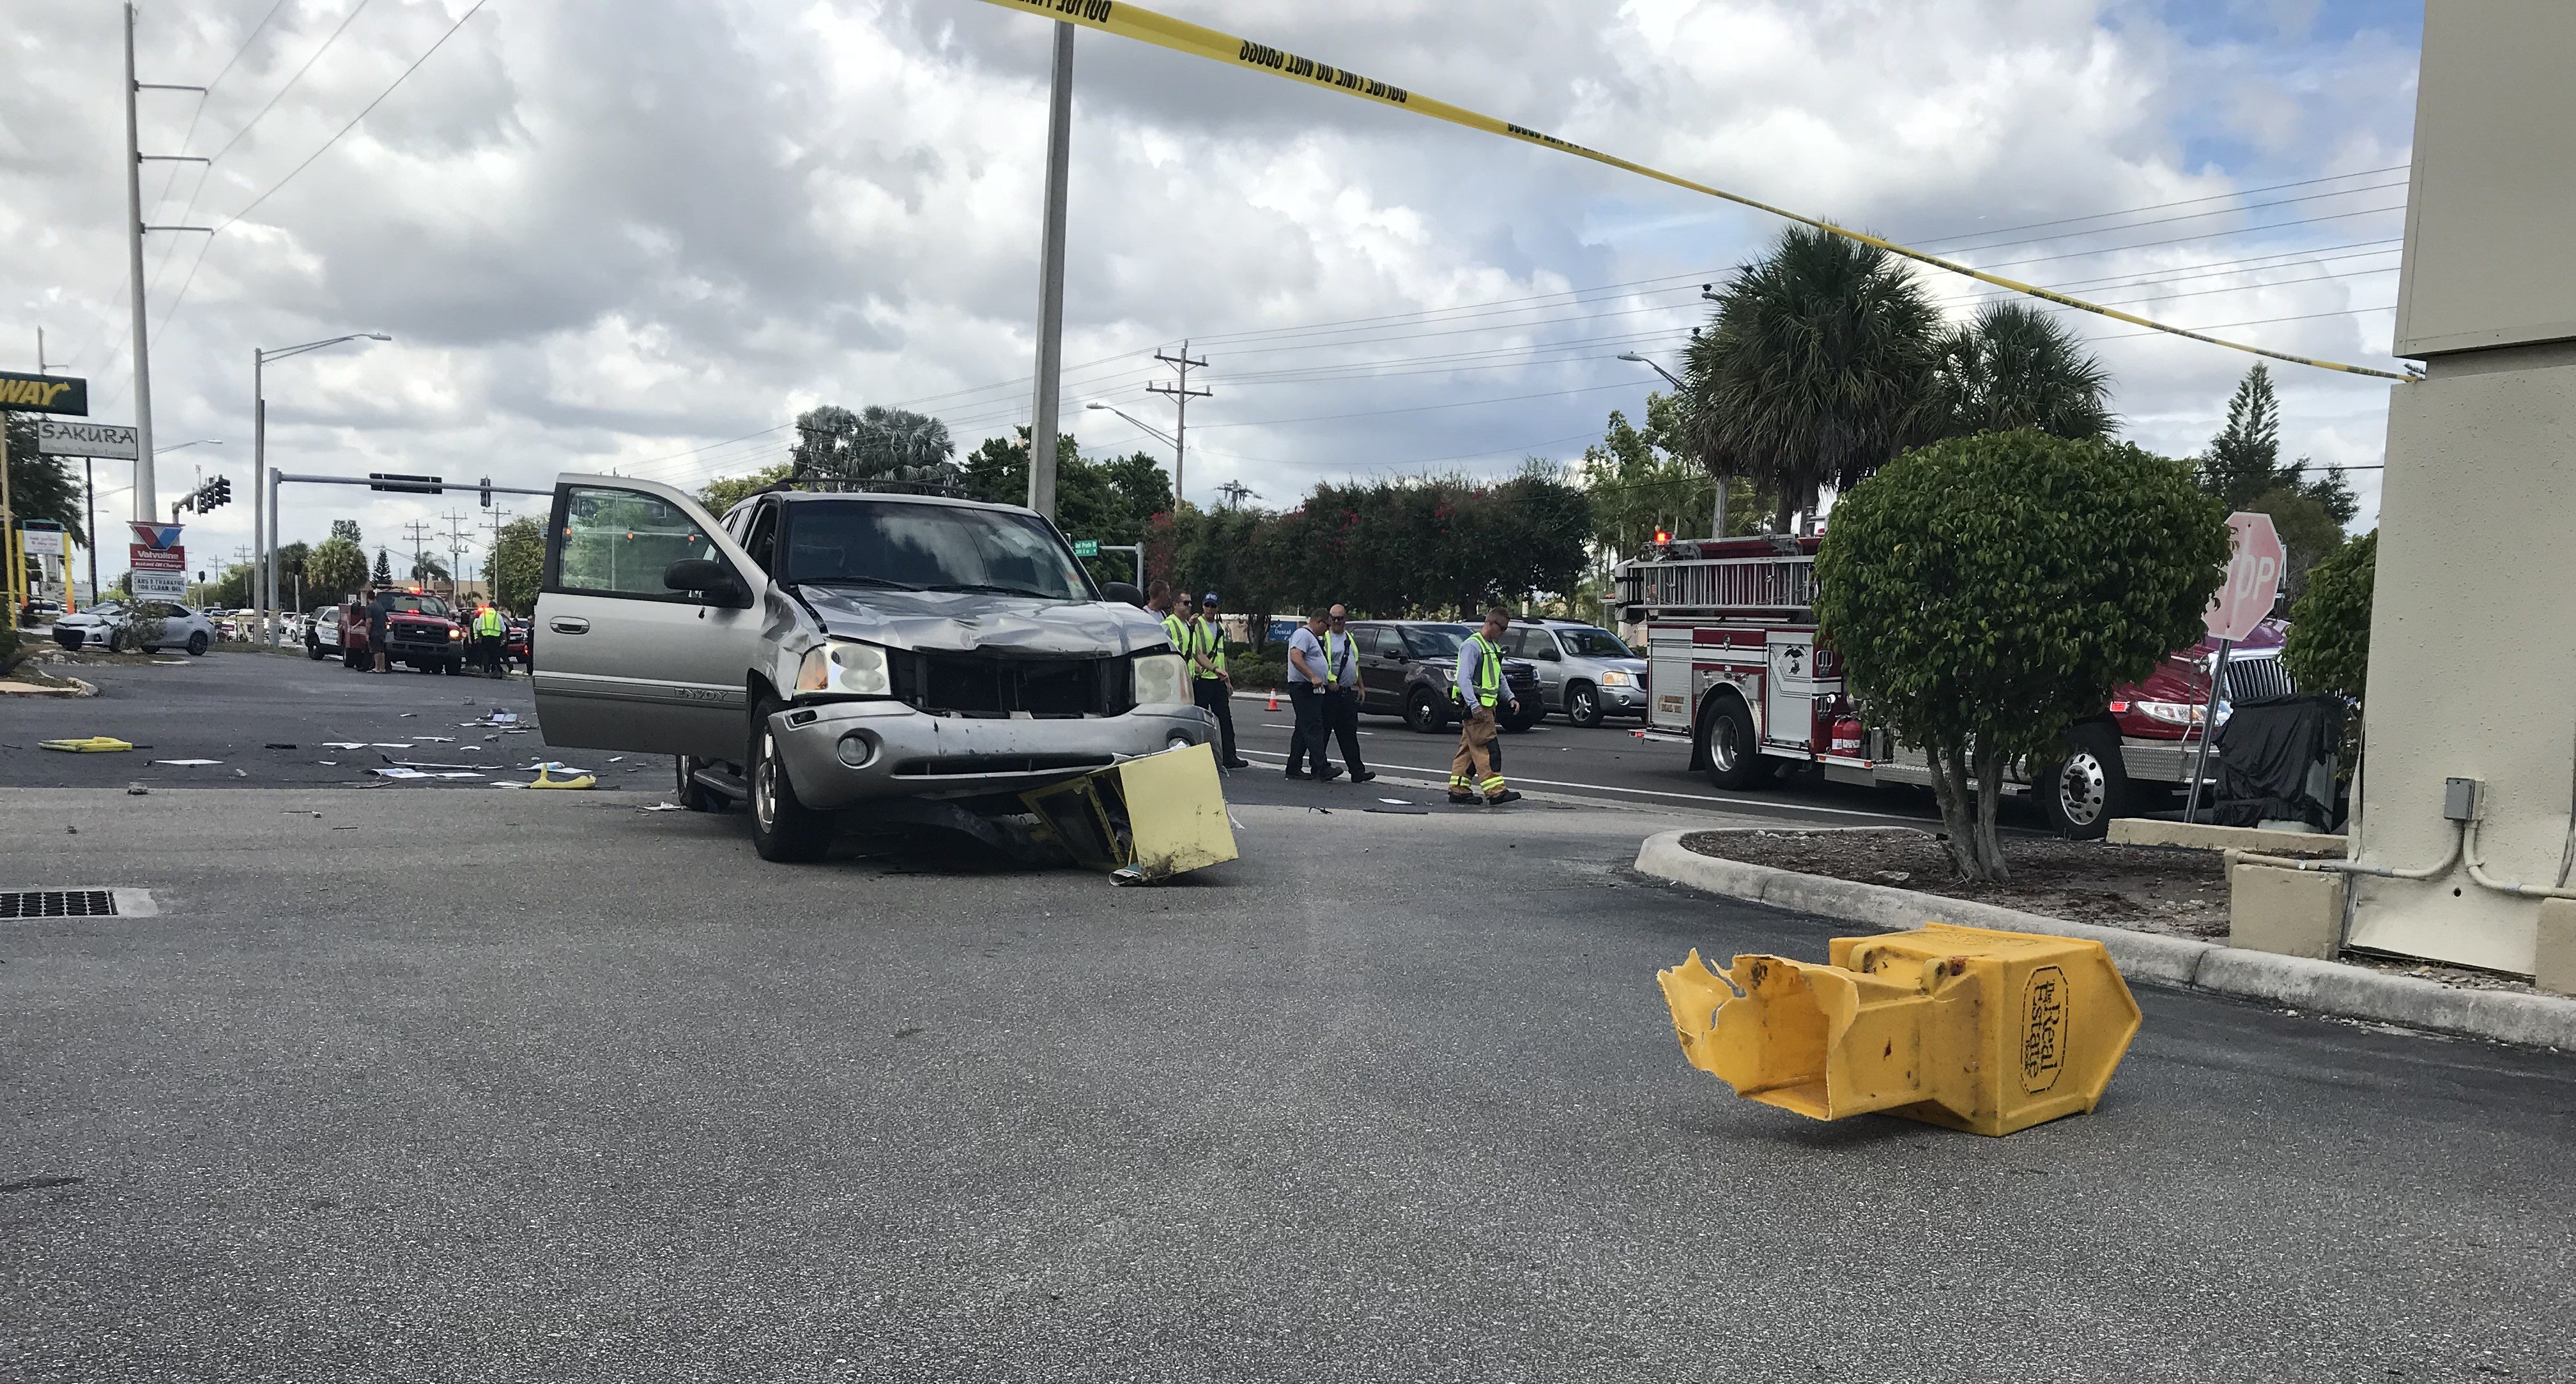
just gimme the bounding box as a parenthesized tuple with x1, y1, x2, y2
(1935, 301, 2114, 440)
(1682, 225, 1946, 529)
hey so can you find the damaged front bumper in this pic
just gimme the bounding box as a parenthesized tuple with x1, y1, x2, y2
(767, 698, 1216, 810)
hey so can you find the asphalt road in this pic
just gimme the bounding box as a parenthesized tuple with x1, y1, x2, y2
(6, 771, 2573, 1378)
(5, 653, 1952, 826)
(1216, 688, 1977, 828)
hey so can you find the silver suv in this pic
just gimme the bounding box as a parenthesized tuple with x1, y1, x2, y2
(530, 476, 1210, 862)
(1498, 620, 1650, 727)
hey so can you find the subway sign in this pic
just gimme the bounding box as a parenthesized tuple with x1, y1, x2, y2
(0, 370, 87, 414)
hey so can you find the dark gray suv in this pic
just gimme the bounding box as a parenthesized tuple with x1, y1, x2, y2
(1342, 620, 1545, 734)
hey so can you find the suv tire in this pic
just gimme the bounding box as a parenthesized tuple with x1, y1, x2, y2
(186, 632, 208, 656)
(1566, 681, 1604, 728)
(2034, 720, 2126, 840)
(1702, 694, 1774, 791)
(676, 755, 728, 812)
(1404, 685, 1453, 734)
(749, 695, 832, 862)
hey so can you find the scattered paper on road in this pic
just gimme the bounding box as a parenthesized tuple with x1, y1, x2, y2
(150, 759, 222, 766)
(1379, 798, 1409, 804)
(640, 802, 687, 812)
(371, 767, 431, 779)
(323, 741, 368, 749)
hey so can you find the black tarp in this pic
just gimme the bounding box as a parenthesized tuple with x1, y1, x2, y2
(2207, 694, 2348, 831)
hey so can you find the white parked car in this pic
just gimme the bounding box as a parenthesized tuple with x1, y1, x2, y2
(48, 601, 217, 656)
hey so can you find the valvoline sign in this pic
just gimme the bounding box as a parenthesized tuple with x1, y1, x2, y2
(128, 522, 185, 552)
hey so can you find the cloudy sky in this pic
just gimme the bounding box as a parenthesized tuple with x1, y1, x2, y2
(5, 0, 2421, 585)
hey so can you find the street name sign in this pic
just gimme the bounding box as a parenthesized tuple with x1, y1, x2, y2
(1073, 539, 1100, 558)
(2205, 511, 2287, 642)
(36, 420, 137, 459)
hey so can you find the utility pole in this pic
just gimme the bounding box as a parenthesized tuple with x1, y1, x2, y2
(1147, 340, 1211, 509)
(442, 509, 474, 597)
(1025, 20, 1075, 521)
(402, 519, 432, 585)
(123, 3, 210, 522)
(1216, 480, 1259, 509)
(480, 505, 513, 608)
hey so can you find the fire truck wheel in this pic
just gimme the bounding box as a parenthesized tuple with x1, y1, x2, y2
(1702, 696, 1773, 790)
(2034, 721, 2126, 839)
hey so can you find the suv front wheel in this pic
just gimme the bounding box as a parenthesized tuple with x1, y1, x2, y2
(749, 695, 832, 862)
(1403, 685, 1451, 734)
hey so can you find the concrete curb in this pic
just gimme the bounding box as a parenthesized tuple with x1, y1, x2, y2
(0, 675, 97, 698)
(1633, 830, 2576, 1051)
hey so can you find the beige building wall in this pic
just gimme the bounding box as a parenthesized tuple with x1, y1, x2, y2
(2347, 8, 2576, 973)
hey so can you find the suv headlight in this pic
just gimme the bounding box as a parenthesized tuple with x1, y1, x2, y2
(795, 639, 892, 696)
(1598, 670, 1632, 687)
(1131, 651, 1189, 706)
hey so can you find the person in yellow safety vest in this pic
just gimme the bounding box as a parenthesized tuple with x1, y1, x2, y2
(1190, 592, 1250, 769)
(472, 603, 507, 678)
(1450, 605, 1523, 805)
(1318, 604, 1374, 783)
(1149, 579, 1185, 649)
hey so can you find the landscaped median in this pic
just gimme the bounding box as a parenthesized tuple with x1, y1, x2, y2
(1635, 828, 2576, 1051)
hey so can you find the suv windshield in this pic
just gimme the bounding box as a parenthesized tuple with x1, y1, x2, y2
(1556, 626, 1634, 658)
(781, 500, 1091, 600)
(1405, 625, 1468, 659)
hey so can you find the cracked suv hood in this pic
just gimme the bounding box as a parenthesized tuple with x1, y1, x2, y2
(796, 586, 1169, 657)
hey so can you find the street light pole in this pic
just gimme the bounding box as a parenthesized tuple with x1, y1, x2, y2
(1025, 20, 1075, 521)
(1616, 351, 1726, 540)
(255, 333, 390, 643)
(123, 3, 156, 517)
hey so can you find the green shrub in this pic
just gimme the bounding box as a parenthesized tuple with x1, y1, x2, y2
(2283, 529, 2374, 701)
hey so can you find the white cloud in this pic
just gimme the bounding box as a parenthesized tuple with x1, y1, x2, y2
(3, 0, 2421, 584)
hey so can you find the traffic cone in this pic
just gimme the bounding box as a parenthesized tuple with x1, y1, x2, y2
(1266, 687, 1278, 711)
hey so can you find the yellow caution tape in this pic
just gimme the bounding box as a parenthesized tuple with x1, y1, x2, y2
(38, 736, 135, 753)
(974, 0, 2414, 383)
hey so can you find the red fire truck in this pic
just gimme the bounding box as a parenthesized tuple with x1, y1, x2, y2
(1613, 535, 2292, 837)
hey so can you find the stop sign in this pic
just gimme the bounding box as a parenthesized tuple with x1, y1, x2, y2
(2205, 511, 2287, 641)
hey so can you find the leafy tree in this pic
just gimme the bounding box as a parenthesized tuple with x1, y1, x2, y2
(793, 404, 958, 487)
(1580, 393, 1763, 554)
(305, 537, 368, 604)
(958, 429, 1172, 588)
(1682, 225, 1945, 529)
(4, 412, 89, 547)
(330, 518, 362, 546)
(2195, 363, 2357, 525)
(1934, 301, 2113, 441)
(2283, 529, 2375, 702)
(275, 541, 310, 591)
(484, 517, 544, 613)
(2241, 483, 2345, 605)
(1816, 430, 2230, 881)
(699, 462, 791, 516)
(372, 548, 394, 586)
(410, 552, 449, 583)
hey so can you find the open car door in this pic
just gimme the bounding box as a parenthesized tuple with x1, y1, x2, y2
(532, 475, 765, 760)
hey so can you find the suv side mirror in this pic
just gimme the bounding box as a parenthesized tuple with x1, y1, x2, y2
(1100, 581, 1145, 608)
(664, 558, 750, 607)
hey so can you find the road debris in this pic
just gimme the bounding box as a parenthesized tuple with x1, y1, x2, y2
(41, 737, 134, 753)
(149, 759, 222, 766)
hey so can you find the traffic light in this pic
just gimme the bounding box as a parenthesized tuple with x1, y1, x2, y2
(479, 476, 493, 508)
(368, 473, 443, 494)
(208, 476, 232, 510)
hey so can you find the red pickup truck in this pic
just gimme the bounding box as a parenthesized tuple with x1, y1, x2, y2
(338, 590, 470, 674)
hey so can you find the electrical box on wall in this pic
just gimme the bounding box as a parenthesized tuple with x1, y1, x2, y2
(2443, 777, 2484, 823)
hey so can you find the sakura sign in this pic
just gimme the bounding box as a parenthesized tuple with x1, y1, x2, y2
(2205, 511, 2286, 642)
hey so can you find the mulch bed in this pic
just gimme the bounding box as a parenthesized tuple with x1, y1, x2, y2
(1683, 828, 2238, 940)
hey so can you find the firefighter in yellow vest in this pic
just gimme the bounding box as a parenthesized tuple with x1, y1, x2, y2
(1450, 605, 1523, 805)
(1190, 592, 1250, 769)
(471, 603, 507, 678)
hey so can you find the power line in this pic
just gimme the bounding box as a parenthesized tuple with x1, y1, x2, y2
(1911, 166, 2409, 249)
(201, 0, 383, 165)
